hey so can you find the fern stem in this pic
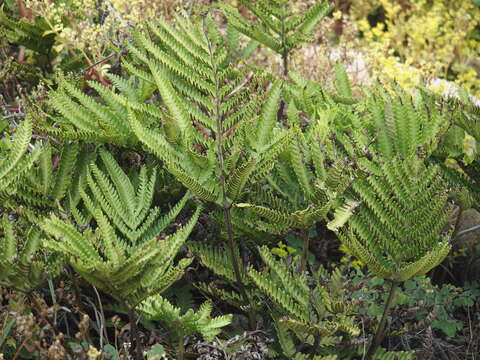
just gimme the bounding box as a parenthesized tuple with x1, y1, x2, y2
(68, 267, 84, 312)
(277, 6, 288, 122)
(177, 326, 185, 360)
(308, 333, 321, 360)
(280, 4, 288, 78)
(204, 19, 256, 330)
(366, 281, 398, 359)
(92, 285, 108, 348)
(299, 229, 310, 274)
(224, 206, 256, 329)
(123, 301, 142, 360)
(282, 50, 289, 78)
(277, 50, 288, 122)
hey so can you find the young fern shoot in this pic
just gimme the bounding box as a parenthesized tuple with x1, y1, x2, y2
(248, 246, 359, 358)
(140, 295, 232, 360)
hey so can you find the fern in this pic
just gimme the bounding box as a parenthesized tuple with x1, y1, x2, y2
(338, 157, 451, 282)
(433, 90, 480, 142)
(38, 12, 291, 329)
(190, 243, 246, 284)
(44, 75, 148, 145)
(221, 0, 332, 76)
(3, 141, 90, 221)
(1, 3, 476, 359)
(248, 246, 359, 358)
(431, 91, 480, 208)
(125, 14, 296, 328)
(41, 150, 201, 359)
(237, 122, 352, 271)
(229, 67, 361, 271)
(335, 156, 452, 358)
(0, 214, 62, 293)
(345, 88, 447, 166)
(140, 295, 232, 359)
(41, 152, 200, 308)
(334, 63, 353, 99)
(0, 117, 42, 196)
(189, 242, 261, 312)
(127, 15, 290, 206)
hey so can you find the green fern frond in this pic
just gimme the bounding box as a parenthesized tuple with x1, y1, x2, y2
(46, 74, 140, 146)
(0, 117, 42, 195)
(222, 0, 332, 57)
(0, 215, 62, 292)
(196, 282, 245, 308)
(248, 246, 359, 355)
(125, 14, 289, 210)
(327, 199, 359, 232)
(226, 156, 257, 201)
(336, 157, 451, 282)
(334, 63, 353, 99)
(51, 142, 80, 201)
(252, 79, 282, 150)
(42, 154, 200, 307)
(190, 243, 245, 283)
(236, 203, 296, 228)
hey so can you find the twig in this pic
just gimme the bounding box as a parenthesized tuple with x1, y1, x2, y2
(83, 296, 103, 344)
(452, 224, 480, 241)
(299, 228, 310, 274)
(1, 113, 24, 120)
(120, 299, 142, 360)
(47, 279, 57, 326)
(361, 317, 366, 360)
(466, 306, 474, 358)
(12, 333, 31, 360)
(78, 53, 118, 75)
(92, 286, 109, 348)
(309, 335, 320, 360)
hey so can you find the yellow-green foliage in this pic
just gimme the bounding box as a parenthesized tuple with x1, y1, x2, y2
(19, 0, 199, 66)
(349, 0, 480, 94)
(41, 149, 201, 308)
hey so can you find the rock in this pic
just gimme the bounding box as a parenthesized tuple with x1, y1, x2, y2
(443, 208, 480, 284)
(454, 208, 480, 250)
